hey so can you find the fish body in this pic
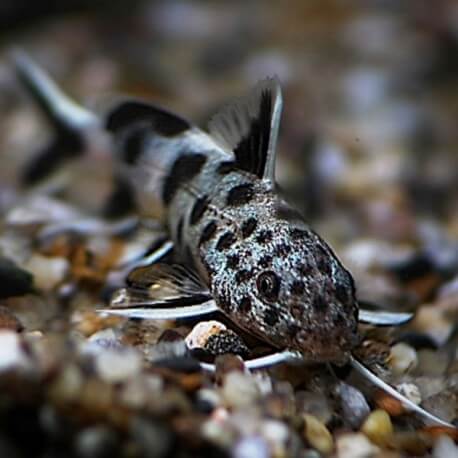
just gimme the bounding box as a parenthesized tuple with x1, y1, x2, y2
(106, 80, 359, 363)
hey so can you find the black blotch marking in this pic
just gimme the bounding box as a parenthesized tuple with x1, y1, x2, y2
(176, 217, 184, 245)
(298, 264, 312, 277)
(199, 221, 217, 246)
(162, 153, 206, 204)
(290, 280, 305, 295)
(335, 283, 348, 304)
(216, 231, 236, 251)
(239, 297, 252, 313)
(106, 100, 190, 136)
(316, 246, 332, 276)
(256, 230, 273, 244)
(263, 307, 279, 326)
(120, 124, 148, 164)
(235, 269, 251, 284)
(190, 195, 209, 225)
(333, 312, 345, 325)
(226, 254, 240, 269)
(241, 218, 257, 238)
(217, 292, 231, 311)
(313, 295, 328, 312)
(226, 183, 254, 206)
(287, 323, 301, 338)
(102, 175, 136, 219)
(274, 243, 291, 257)
(259, 255, 272, 268)
(290, 228, 308, 240)
(216, 161, 237, 175)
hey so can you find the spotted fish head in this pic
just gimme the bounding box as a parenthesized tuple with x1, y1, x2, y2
(214, 219, 360, 364)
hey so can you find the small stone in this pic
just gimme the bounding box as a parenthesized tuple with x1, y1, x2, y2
(296, 391, 333, 425)
(204, 329, 249, 357)
(94, 348, 142, 383)
(336, 433, 380, 458)
(130, 416, 173, 458)
(25, 254, 69, 291)
(233, 436, 269, 458)
(48, 364, 84, 403)
(416, 349, 450, 376)
(395, 382, 421, 409)
(74, 426, 118, 458)
(201, 418, 236, 449)
(185, 320, 226, 349)
(0, 306, 23, 331)
(374, 390, 404, 416)
(361, 409, 393, 446)
(336, 382, 370, 429)
(0, 330, 32, 372)
(221, 371, 260, 408)
(303, 414, 334, 455)
(432, 435, 458, 458)
(389, 342, 418, 375)
(259, 419, 289, 456)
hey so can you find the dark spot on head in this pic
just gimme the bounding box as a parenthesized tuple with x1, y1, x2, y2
(216, 231, 237, 251)
(290, 304, 303, 320)
(176, 217, 184, 245)
(274, 243, 291, 257)
(235, 269, 251, 284)
(216, 161, 237, 175)
(226, 183, 254, 206)
(162, 153, 206, 204)
(298, 264, 312, 277)
(217, 292, 231, 311)
(290, 228, 308, 240)
(275, 201, 303, 222)
(239, 297, 252, 313)
(290, 280, 305, 295)
(313, 295, 328, 312)
(286, 323, 301, 338)
(226, 254, 240, 269)
(259, 255, 272, 268)
(241, 218, 257, 238)
(199, 220, 217, 246)
(190, 195, 209, 225)
(335, 283, 348, 304)
(256, 230, 273, 244)
(316, 246, 332, 276)
(263, 307, 279, 326)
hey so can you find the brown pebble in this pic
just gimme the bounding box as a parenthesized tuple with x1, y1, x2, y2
(374, 389, 405, 416)
(422, 425, 458, 441)
(388, 431, 432, 455)
(214, 354, 245, 384)
(0, 306, 23, 331)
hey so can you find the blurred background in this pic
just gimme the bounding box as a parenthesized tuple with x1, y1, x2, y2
(0, 0, 457, 271)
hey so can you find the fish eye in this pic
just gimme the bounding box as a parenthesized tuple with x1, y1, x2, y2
(256, 271, 280, 302)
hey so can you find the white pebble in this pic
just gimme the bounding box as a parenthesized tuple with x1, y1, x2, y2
(395, 383, 422, 409)
(25, 254, 69, 291)
(0, 331, 32, 372)
(389, 343, 418, 375)
(336, 433, 380, 458)
(432, 435, 458, 458)
(234, 436, 269, 458)
(221, 372, 260, 408)
(94, 348, 142, 383)
(185, 320, 226, 349)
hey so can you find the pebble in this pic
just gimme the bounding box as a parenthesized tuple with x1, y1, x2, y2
(296, 391, 333, 425)
(303, 414, 334, 455)
(74, 426, 118, 458)
(361, 409, 393, 446)
(0, 330, 32, 372)
(221, 371, 261, 409)
(233, 436, 269, 458)
(259, 419, 289, 456)
(25, 254, 69, 291)
(204, 329, 249, 357)
(395, 382, 422, 409)
(130, 416, 173, 458)
(336, 382, 370, 429)
(432, 435, 458, 458)
(94, 348, 142, 383)
(201, 418, 235, 449)
(48, 364, 84, 403)
(389, 342, 418, 375)
(336, 433, 380, 458)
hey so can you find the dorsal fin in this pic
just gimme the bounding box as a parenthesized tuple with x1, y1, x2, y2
(208, 77, 282, 183)
(106, 99, 191, 137)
